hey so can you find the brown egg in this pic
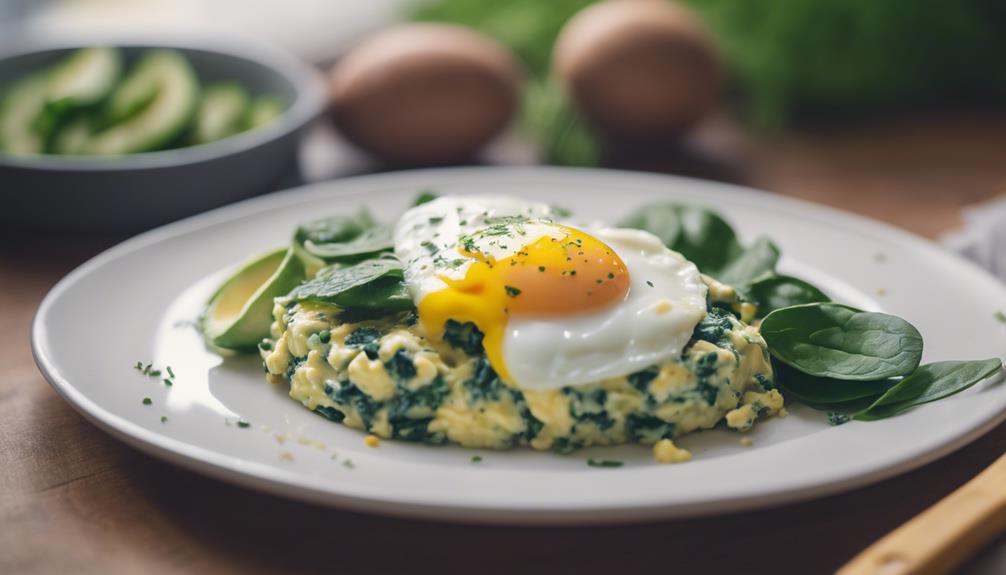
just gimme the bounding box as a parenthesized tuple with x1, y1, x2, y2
(328, 24, 522, 166)
(553, 0, 723, 141)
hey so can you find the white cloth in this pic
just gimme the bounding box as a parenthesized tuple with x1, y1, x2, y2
(942, 194, 1006, 282)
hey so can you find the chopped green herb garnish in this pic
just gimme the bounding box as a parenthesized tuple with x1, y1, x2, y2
(142, 397, 152, 405)
(237, 420, 251, 428)
(160, 416, 168, 423)
(505, 285, 522, 297)
(587, 458, 623, 468)
(413, 191, 438, 206)
(538, 266, 546, 272)
(827, 412, 850, 426)
(995, 310, 1006, 325)
(470, 455, 483, 463)
(163, 379, 173, 387)
(608, 272, 615, 279)
(166, 366, 175, 379)
(148, 369, 161, 377)
(134, 361, 144, 371)
(343, 459, 355, 469)
(318, 329, 332, 344)
(646, 280, 654, 287)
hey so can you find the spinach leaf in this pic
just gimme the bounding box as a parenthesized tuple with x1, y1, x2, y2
(854, 359, 1002, 420)
(285, 254, 414, 311)
(717, 236, 780, 288)
(618, 203, 743, 275)
(773, 361, 897, 404)
(294, 210, 396, 264)
(761, 303, 923, 381)
(748, 275, 830, 316)
(295, 210, 377, 246)
(302, 225, 393, 262)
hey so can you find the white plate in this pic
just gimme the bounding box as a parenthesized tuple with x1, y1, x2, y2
(32, 167, 1006, 524)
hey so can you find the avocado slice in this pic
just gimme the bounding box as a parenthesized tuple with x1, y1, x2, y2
(50, 117, 93, 155)
(0, 74, 49, 155)
(88, 49, 199, 154)
(46, 47, 122, 111)
(191, 82, 250, 144)
(244, 95, 285, 130)
(203, 247, 306, 351)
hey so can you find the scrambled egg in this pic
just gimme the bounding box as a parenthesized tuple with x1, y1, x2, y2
(259, 276, 782, 461)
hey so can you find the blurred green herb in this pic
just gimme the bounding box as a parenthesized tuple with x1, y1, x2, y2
(411, 0, 1006, 130)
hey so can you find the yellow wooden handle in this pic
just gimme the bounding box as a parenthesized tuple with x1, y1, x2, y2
(837, 451, 1006, 575)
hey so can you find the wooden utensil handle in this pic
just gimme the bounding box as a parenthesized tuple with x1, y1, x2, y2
(838, 451, 1006, 575)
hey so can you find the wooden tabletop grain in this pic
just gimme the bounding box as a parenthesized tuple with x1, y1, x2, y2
(3, 111, 1006, 575)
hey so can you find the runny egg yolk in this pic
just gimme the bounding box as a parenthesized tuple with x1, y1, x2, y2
(419, 225, 630, 384)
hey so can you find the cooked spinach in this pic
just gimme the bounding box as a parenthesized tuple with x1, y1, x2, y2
(773, 361, 898, 404)
(313, 405, 345, 423)
(465, 357, 506, 401)
(618, 203, 743, 276)
(385, 349, 418, 382)
(587, 458, 623, 468)
(626, 414, 675, 443)
(827, 412, 851, 426)
(284, 254, 413, 312)
(747, 275, 829, 316)
(761, 303, 923, 381)
(443, 319, 485, 356)
(345, 327, 381, 359)
(693, 306, 735, 346)
(627, 365, 660, 394)
(854, 359, 1002, 420)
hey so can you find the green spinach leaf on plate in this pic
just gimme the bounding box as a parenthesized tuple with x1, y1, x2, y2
(761, 303, 923, 381)
(717, 236, 780, 288)
(284, 253, 413, 312)
(773, 361, 897, 404)
(618, 203, 743, 276)
(295, 209, 377, 245)
(747, 275, 830, 316)
(854, 359, 1002, 420)
(302, 225, 394, 262)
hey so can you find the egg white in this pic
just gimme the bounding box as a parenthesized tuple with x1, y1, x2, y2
(394, 195, 708, 391)
(503, 227, 707, 390)
(394, 195, 558, 300)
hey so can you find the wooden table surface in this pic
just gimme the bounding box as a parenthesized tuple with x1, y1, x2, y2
(3, 111, 1006, 575)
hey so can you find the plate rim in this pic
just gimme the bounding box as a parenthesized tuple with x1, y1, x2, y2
(31, 166, 1006, 524)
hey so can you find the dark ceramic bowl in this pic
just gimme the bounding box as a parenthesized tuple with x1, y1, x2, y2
(0, 37, 327, 231)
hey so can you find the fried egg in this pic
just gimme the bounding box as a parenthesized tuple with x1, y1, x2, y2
(394, 195, 707, 390)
